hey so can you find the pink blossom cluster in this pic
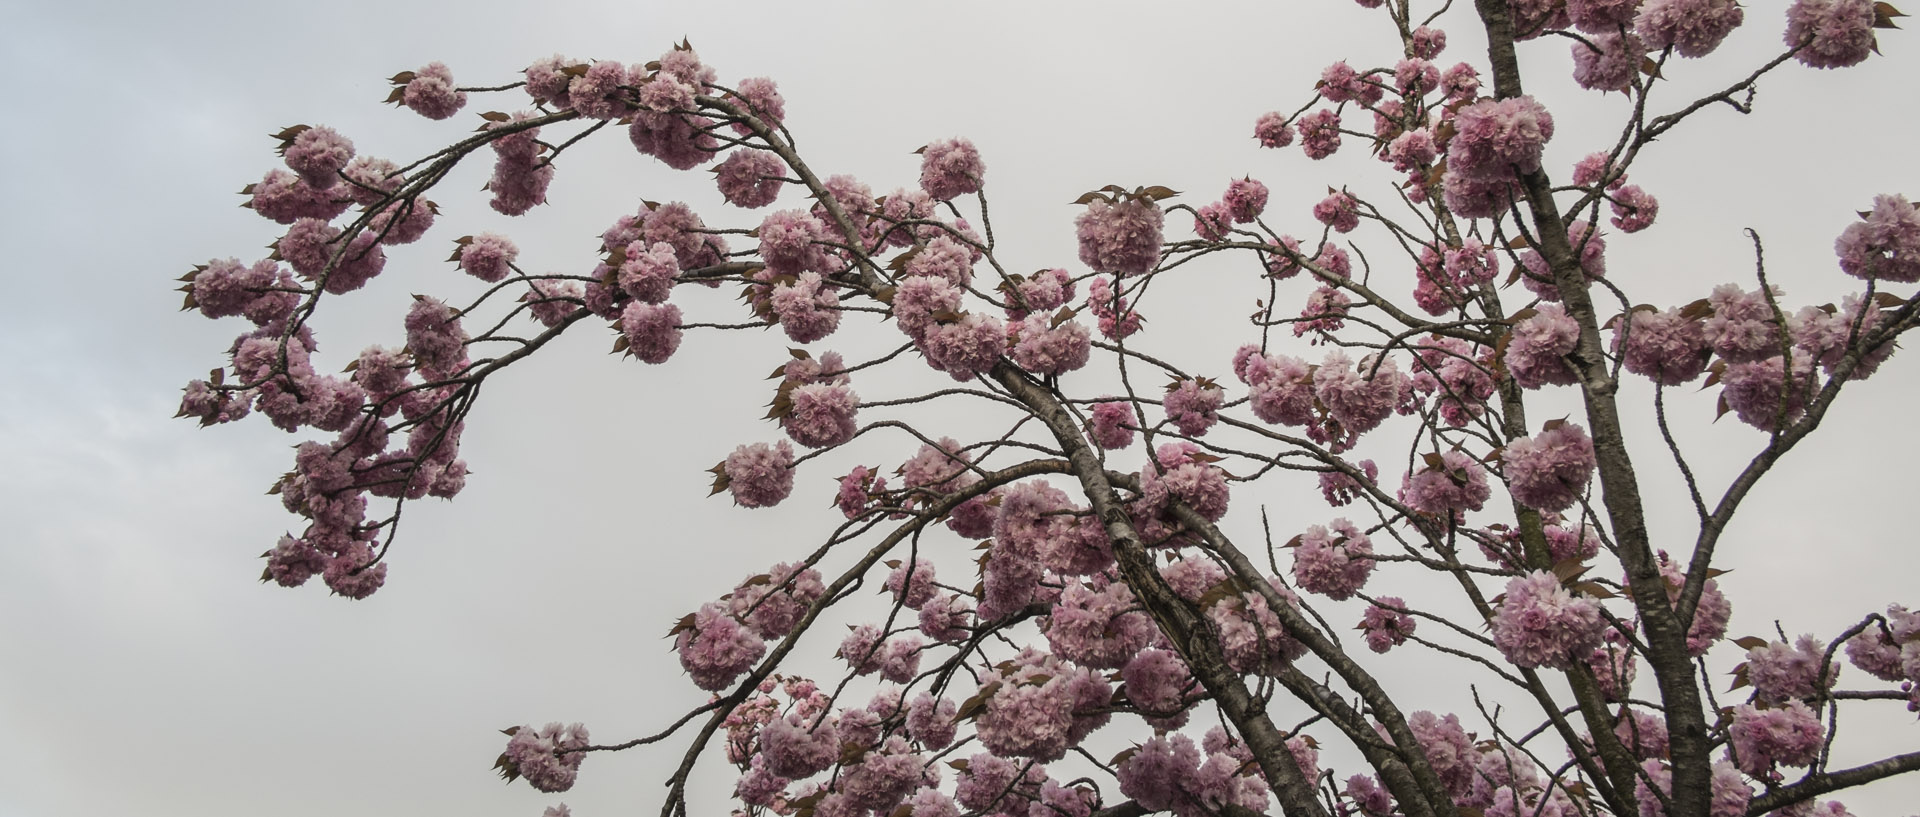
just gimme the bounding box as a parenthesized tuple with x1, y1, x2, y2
(1506, 304, 1582, 389)
(1085, 276, 1143, 340)
(1046, 578, 1155, 668)
(1009, 313, 1091, 376)
(1492, 570, 1606, 669)
(1136, 442, 1231, 525)
(919, 138, 985, 200)
(620, 301, 684, 364)
(1572, 31, 1648, 92)
(1519, 220, 1608, 302)
(1005, 267, 1075, 319)
(1444, 96, 1554, 218)
(1638, 550, 1732, 656)
(1729, 700, 1825, 775)
(1319, 459, 1378, 507)
(1297, 109, 1343, 160)
(1836, 193, 1920, 283)
(1502, 422, 1596, 512)
(1788, 0, 1881, 68)
(1399, 450, 1492, 518)
(715, 149, 787, 209)
(724, 440, 796, 508)
(676, 602, 768, 690)
(1293, 285, 1353, 339)
(1635, 0, 1746, 58)
(973, 648, 1112, 761)
(1313, 191, 1362, 233)
(1744, 635, 1838, 703)
(1291, 518, 1374, 600)
(1359, 596, 1415, 652)
(1236, 346, 1316, 427)
(1162, 377, 1223, 437)
(1116, 733, 1273, 817)
(1410, 336, 1495, 427)
(769, 272, 843, 344)
(456, 233, 518, 283)
(1613, 306, 1711, 385)
(1633, 758, 1752, 817)
(502, 722, 589, 793)
(487, 115, 554, 216)
(1076, 197, 1164, 276)
(1122, 648, 1196, 726)
(401, 62, 466, 120)
(730, 562, 826, 639)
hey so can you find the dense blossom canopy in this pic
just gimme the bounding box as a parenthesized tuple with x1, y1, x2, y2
(174, 6, 1920, 817)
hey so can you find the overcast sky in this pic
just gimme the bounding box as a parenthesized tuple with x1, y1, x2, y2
(3, 1, 1917, 816)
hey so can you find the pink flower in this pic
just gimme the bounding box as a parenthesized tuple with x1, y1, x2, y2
(1047, 580, 1155, 668)
(1729, 701, 1825, 774)
(405, 296, 469, 378)
(1162, 378, 1224, 437)
(760, 714, 838, 779)
(1292, 518, 1374, 600)
(1788, 0, 1880, 68)
(728, 77, 787, 131)
(568, 60, 632, 119)
(1412, 25, 1449, 58)
(1569, 0, 1641, 32)
(723, 441, 795, 508)
(1086, 276, 1144, 339)
(1088, 399, 1137, 450)
(1395, 58, 1441, 96)
(1298, 108, 1343, 160)
(1493, 570, 1606, 670)
(919, 138, 985, 200)
(401, 62, 466, 120)
(714, 149, 787, 209)
(283, 125, 354, 189)
(781, 381, 858, 448)
(730, 562, 824, 639)
(1221, 178, 1268, 222)
(1076, 198, 1164, 276)
(1399, 450, 1493, 517)
(457, 233, 518, 283)
(523, 55, 575, 108)
(1720, 355, 1816, 430)
(1610, 184, 1659, 232)
(1440, 62, 1481, 99)
(1360, 597, 1416, 652)
(1836, 193, 1920, 283)
(1253, 112, 1296, 148)
(1635, 0, 1746, 58)
(248, 168, 350, 224)
(1572, 32, 1647, 92)
(1506, 303, 1581, 389)
(629, 111, 721, 170)
(884, 558, 938, 610)
(770, 272, 842, 344)
(676, 602, 765, 691)
(502, 722, 589, 793)
(1313, 191, 1361, 233)
(1615, 306, 1711, 385)
(1011, 314, 1091, 376)
(619, 301, 684, 364)
(1502, 422, 1596, 512)
(1313, 352, 1407, 437)
(523, 280, 582, 327)
(1744, 635, 1839, 703)
(1633, 759, 1751, 817)
(1319, 61, 1380, 104)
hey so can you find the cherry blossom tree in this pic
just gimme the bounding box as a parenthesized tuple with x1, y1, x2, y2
(174, 2, 1920, 817)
